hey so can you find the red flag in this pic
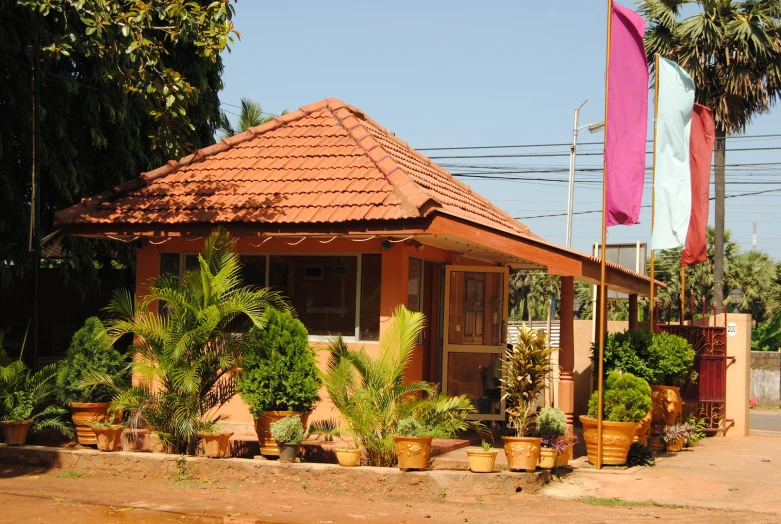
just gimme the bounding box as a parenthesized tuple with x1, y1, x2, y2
(605, 3, 648, 227)
(682, 104, 715, 265)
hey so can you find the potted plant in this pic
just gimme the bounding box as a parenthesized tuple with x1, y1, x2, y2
(466, 440, 498, 473)
(580, 371, 652, 465)
(501, 327, 553, 471)
(0, 349, 73, 446)
(56, 317, 129, 446)
(662, 423, 693, 452)
(536, 407, 567, 469)
(270, 415, 304, 463)
(89, 420, 125, 452)
(393, 417, 433, 471)
(237, 309, 320, 456)
(307, 419, 361, 467)
(197, 421, 234, 458)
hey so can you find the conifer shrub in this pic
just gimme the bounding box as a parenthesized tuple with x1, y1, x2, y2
(588, 371, 652, 423)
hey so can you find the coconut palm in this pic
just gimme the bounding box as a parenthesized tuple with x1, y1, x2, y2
(318, 305, 484, 466)
(641, 0, 781, 310)
(726, 250, 776, 323)
(217, 98, 288, 138)
(103, 228, 288, 453)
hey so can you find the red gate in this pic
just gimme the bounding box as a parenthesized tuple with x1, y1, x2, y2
(656, 324, 732, 434)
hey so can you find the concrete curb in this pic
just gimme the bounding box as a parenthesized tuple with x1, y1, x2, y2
(0, 444, 551, 496)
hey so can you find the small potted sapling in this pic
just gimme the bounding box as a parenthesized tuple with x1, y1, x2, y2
(307, 419, 362, 467)
(89, 419, 125, 452)
(270, 415, 304, 463)
(536, 407, 567, 469)
(661, 423, 693, 452)
(466, 440, 498, 473)
(197, 420, 234, 458)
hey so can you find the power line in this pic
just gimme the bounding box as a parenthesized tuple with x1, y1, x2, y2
(429, 145, 781, 160)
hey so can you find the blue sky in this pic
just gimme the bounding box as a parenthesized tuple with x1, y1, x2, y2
(218, 1, 781, 259)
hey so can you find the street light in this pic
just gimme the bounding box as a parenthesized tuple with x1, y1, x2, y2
(566, 100, 605, 249)
(573, 298, 583, 319)
(728, 288, 744, 308)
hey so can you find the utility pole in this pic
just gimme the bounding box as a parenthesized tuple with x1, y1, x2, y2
(27, 43, 41, 369)
(752, 222, 757, 252)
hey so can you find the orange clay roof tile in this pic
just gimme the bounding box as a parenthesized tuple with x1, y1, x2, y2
(54, 98, 534, 237)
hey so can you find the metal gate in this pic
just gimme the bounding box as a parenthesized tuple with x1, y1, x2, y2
(657, 324, 732, 434)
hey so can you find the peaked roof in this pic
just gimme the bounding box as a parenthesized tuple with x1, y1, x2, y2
(55, 98, 536, 238)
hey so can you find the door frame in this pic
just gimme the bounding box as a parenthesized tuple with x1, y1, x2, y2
(442, 265, 509, 421)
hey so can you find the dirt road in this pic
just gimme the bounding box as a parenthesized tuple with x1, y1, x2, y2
(0, 463, 770, 524)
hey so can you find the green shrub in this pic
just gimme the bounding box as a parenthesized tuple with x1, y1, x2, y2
(536, 406, 567, 437)
(592, 330, 694, 386)
(396, 417, 422, 437)
(588, 371, 652, 423)
(237, 309, 321, 416)
(625, 442, 655, 467)
(270, 415, 304, 444)
(56, 317, 129, 405)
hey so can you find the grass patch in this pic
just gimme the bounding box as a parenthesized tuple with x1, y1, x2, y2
(56, 469, 83, 478)
(579, 496, 681, 509)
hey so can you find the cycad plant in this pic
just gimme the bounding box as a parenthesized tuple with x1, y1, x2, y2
(0, 349, 73, 438)
(318, 305, 484, 466)
(103, 228, 287, 454)
(501, 327, 554, 437)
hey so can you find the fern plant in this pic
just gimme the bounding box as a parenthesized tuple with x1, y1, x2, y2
(102, 228, 288, 454)
(0, 349, 73, 438)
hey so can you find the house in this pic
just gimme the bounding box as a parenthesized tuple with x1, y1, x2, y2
(55, 98, 653, 432)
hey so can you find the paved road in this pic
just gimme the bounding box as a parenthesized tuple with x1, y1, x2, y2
(751, 410, 781, 432)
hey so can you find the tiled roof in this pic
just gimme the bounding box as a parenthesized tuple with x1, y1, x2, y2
(55, 98, 535, 238)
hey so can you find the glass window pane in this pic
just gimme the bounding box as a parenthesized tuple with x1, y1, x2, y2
(360, 254, 381, 341)
(184, 254, 199, 273)
(408, 258, 422, 312)
(270, 255, 357, 336)
(448, 271, 504, 346)
(240, 255, 267, 288)
(446, 352, 503, 415)
(160, 253, 180, 279)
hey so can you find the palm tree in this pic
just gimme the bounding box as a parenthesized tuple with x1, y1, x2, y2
(641, 0, 781, 310)
(103, 228, 287, 453)
(726, 250, 776, 324)
(217, 98, 288, 138)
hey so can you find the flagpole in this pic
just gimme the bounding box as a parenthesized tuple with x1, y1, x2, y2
(680, 261, 686, 325)
(650, 53, 660, 333)
(596, 0, 614, 471)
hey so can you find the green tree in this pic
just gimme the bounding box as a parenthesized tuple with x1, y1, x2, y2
(217, 97, 287, 138)
(103, 229, 287, 454)
(641, 0, 781, 311)
(726, 250, 776, 324)
(0, 1, 236, 291)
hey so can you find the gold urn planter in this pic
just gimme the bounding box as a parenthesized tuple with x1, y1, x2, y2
(255, 411, 310, 456)
(69, 403, 120, 446)
(466, 448, 498, 473)
(393, 435, 432, 470)
(198, 431, 234, 458)
(503, 436, 542, 472)
(665, 436, 685, 452)
(579, 416, 636, 465)
(92, 426, 124, 452)
(538, 447, 559, 469)
(0, 420, 33, 446)
(555, 436, 574, 467)
(335, 448, 362, 467)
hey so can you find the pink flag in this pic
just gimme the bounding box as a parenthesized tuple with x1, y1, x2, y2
(605, 3, 649, 227)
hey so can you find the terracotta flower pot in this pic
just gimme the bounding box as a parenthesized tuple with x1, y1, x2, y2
(393, 435, 433, 471)
(0, 420, 33, 446)
(502, 436, 542, 472)
(254, 411, 309, 456)
(278, 443, 300, 463)
(665, 436, 685, 452)
(335, 448, 361, 467)
(580, 416, 636, 465)
(651, 386, 683, 428)
(92, 426, 124, 452)
(198, 431, 234, 458)
(69, 403, 121, 446)
(538, 447, 559, 469)
(466, 448, 498, 473)
(121, 428, 150, 452)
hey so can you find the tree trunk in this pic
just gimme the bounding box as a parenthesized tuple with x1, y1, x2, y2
(713, 128, 726, 311)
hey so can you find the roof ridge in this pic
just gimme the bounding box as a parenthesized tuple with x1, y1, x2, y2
(324, 98, 439, 219)
(336, 101, 532, 237)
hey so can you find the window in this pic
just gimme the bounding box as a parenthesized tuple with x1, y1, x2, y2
(360, 254, 382, 341)
(240, 255, 267, 288)
(408, 258, 423, 313)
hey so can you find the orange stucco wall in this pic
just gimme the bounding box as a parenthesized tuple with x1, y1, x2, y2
(131, 236, 477, 433)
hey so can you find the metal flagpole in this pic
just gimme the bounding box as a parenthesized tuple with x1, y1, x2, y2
(596, 0, 614, 470)
(680, 262, 686, 325)
(649, 53, 660, 334)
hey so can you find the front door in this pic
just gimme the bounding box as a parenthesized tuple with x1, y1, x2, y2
(442, 266, 509, 421)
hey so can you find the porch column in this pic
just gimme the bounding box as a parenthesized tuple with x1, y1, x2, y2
(628, 294, 638, 330)
(558, 276, 575, 432)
